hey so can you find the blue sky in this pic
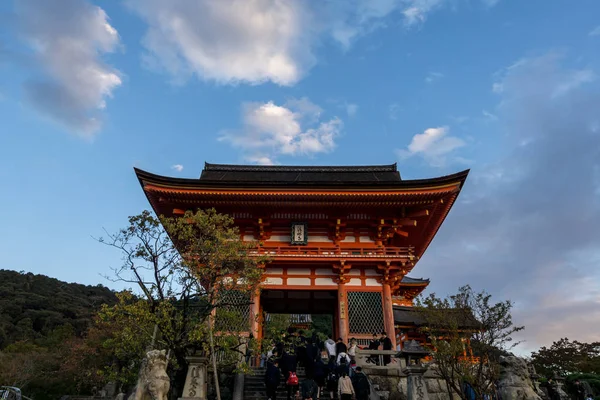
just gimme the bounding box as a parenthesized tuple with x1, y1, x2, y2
(1, 0, 599, 353)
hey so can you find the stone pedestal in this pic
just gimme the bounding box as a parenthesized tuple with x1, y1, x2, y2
(402, 365, 429, 400)
(553, 375, 570, 400)
(179, 356, 209, 400)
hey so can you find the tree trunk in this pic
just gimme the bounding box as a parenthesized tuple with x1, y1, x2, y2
(209, 314, 221, 400)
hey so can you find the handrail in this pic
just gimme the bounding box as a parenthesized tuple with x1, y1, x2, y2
(248, 245, 414, 257)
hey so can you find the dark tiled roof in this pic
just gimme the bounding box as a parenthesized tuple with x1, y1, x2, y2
(394, 306, 427, 326)
(199, 163, 402, 184)
(394, 306, 480, 329)
(401, 276, 430, 284)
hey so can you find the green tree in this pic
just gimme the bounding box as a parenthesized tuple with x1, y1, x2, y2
(531, 338, 600, 376)
(0, 325, 83, 399)
(98, 209, 266, 399)
(416, 285, 524, 400)
(161, 209, 267, 399)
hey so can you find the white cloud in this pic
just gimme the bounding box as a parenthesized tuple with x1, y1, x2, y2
(171, 164, 184, 172)
(219, 98, 342, 164)
(425, 71, 444, 83)
(397, 126, 466, 166)
(245, 155, 276, 166)
(389, 103, 401, 120)
(482, 109, 498, 121)
(421, 53, 600, 352)
(16, 0, 122, 137)
(589, 25, 600, 36)
(552, 69, 595, 98)
(401, 0, 445, 26)
(346, 103, 359, 117)
(480, 0, 501, 6)
(127, 0, 496, 85)
(126, 0, 315, 86)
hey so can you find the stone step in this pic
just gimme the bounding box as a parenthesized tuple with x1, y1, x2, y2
(244, 397, 334, 400)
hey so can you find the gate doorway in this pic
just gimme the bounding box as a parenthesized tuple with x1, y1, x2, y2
(261, 289, 336, 339)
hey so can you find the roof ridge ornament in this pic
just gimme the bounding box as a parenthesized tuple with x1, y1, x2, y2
(203, 163, 398, 173)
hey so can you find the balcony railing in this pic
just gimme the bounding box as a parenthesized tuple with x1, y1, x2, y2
(248, 245, 414, 259)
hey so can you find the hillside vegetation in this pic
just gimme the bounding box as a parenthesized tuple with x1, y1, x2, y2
(0, 269, 117, 349)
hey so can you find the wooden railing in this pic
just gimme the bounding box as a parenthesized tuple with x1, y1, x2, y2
(248, 245, 414, 259)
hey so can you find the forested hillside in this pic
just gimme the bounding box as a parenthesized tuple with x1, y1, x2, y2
(0, 269, 117, 349)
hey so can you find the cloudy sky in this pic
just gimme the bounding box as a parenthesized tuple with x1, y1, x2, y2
(1, 0, 599, 353)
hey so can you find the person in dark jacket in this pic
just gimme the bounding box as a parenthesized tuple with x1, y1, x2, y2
(280, 350, 298, 386)
(351, 366, 370, 400)
(335, 337, 348, 357)
(300, 375, 319, 400)
(336, 356, 350, 377)
(297, 330, 307, 366)
(313, 357, 327, 397)
(380, 332, 393, 366)
(326, 358, 338, 399)
(574, 380, 586, 400)
(304, 338, 316, 379)
(265, 359, 281, 400)
(367, 333, 380, 365)
(546, 378, 559, 400)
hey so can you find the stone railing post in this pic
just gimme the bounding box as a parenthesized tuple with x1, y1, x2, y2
(403, 364, 430, 400)
(179, 356, 209, 400)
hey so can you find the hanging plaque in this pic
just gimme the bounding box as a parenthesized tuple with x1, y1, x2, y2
(290, 222, 308, 245)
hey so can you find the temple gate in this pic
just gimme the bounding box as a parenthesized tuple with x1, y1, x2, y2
(135, 163, 468, 349)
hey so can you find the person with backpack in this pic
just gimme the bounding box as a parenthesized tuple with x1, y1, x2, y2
(351, 366, 370, 400)
(336, 356, 350, 378)
(265, 358, 281, 400)
(336, 351, 351, 366)
(313, 357, 327, 399)
(337, 371, 355, 400)
(326, 358, 339, 400)
(281, 347, 298, 398)
(300, 374, 319, 400)
(286, 370, 299, 400)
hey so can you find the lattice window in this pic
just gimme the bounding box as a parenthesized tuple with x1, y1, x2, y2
(347, 291, 384, 334)
(215, 290, 251, 332)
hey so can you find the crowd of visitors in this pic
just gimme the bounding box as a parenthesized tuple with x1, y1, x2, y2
(262, 328, 392, 400)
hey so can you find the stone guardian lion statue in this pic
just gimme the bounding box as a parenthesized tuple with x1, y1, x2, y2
(497, 356, 542, 400)
(128, 349, 170, 400)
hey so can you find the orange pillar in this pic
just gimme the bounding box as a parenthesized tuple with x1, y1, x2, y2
(382, 283, 396, 349)
(337, 281, 348, 343)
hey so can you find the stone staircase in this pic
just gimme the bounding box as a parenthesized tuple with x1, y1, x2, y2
(243, 367, 388, 400)
(243, 367, 333, 400)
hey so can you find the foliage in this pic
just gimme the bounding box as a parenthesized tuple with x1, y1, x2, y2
(0, 325, 88, 399)
(59, 291, 157, 390)
(0, 270, 116, 399)
(263, 314, 291, 341)
(311, 314, 333, 338)
(565, 373, 600, 398)
(98, 209, 267, 398)
(531, 338, 600, 376)
(415, 285, 524, 400)
(0, 269, 116, 349)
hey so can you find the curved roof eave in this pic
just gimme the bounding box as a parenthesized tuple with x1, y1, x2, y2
(134, 167, 469, 190)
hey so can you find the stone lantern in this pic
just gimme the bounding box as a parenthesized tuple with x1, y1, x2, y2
(399, 340, 430, 400)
